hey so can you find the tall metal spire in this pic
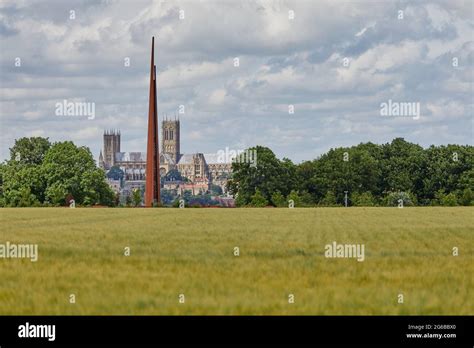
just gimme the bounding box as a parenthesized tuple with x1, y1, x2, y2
(145, 36, 160, 207)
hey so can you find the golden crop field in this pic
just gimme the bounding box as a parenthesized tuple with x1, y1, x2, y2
(0, 207, 472, 315)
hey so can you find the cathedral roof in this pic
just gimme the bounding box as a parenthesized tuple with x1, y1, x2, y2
(160, 153, 175, 165)
(121, 167, 145, 174)
(176, 153, 233, 165)
(115, 152, 146, 162)
(177, 153, 196, 165)
(115, 152, 179, 164)
(204, 153, 231, 164)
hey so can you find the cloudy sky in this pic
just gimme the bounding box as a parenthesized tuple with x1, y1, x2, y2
(0, 0, 472, 163)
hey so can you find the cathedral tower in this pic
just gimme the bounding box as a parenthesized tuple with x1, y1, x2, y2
(162, 118, 180, 163)
(103, 130, 120, 169)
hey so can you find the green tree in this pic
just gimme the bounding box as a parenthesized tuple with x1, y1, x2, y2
(459, 188, 474, 206)
(287, 190, 302, 207)
(307, 144, 382, 204)
(383, 191, 417, 207)
(18, 187, 40, 207)
(81, 168, 115, 206)
(132, 188, 142, 207)
(9, 137, 51, 166)
(2, 164, 46, 206)
(235, 193, 247, 207)
(250, 189, 268, 207)
(44, 182, 67, 206)
(441, 193, 458, 206)
(0, 163, 5, 207)
(299, 190, 314, 206)
(381, 138, 425, 195)
(271, 191, 286, 207)
(295, 160, 318, 197)
(41, 141, 114, 206)
(114, 192, 121, 207)
(420, 145, 473, 204)
(228, 146, 296, 206)
(1, 137, 52, 206)
(320, 191, 337, 206)
(6, 187, 40, 207)
(352, 191, 376, 206)
(125, 194, 132, 207)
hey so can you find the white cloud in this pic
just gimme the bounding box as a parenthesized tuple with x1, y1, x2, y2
(0, 0, 472, 163)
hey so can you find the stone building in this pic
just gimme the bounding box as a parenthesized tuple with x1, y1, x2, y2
(98, 119, 233, 194)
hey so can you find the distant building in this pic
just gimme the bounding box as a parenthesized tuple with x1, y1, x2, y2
(98, 118, 233, 195)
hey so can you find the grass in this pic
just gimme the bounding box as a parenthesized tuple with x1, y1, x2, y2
(0, 207, 472, 315)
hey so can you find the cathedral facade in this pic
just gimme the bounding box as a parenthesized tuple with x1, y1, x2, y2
(98, 119, 232, 194)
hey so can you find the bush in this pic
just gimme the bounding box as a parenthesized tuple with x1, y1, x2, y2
(352, 191, 376, 206)
(271, 191, 286, 207)
(382, 191, 417, 207)
(234, 193, 248, 207)
(299, 190, 314, 206)
(433, 190, 458, 206)
(17, 187, 40, 207)
(440, 192, 458, 206)
(132, 188, 142, 207)
(458, 188, 474, 206)
(286, 190, 302, 207)
(319, 191, 338, 206)
(250, 189, 268, 207)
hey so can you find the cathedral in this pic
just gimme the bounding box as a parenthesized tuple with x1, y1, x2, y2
(98, 118, 233, 195)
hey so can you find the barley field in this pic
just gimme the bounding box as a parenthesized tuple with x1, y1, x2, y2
(0, 207, 472, 315)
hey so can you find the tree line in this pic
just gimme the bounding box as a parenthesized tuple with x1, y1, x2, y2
(1, 136, 472, 207)
(0, 137, 114, 207)
(227, 138, 473, 207)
